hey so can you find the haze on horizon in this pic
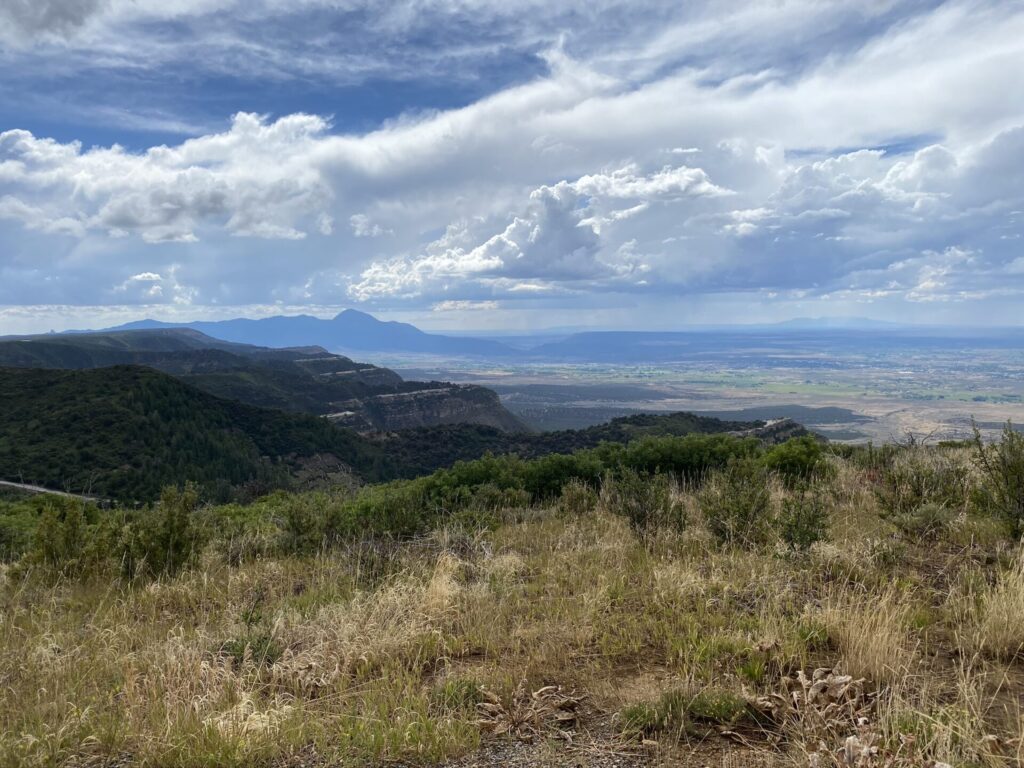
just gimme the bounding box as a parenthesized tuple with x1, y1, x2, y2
(2, 1, 1024, 336)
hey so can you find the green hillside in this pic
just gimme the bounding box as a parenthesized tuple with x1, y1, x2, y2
(0, 366, 389, 502)
(379, 411, 765, 476)
(0, 332, 403, 413)
(0, 362, 769, 502)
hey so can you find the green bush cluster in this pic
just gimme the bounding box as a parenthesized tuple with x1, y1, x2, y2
(603, 468, 684, 537)
(22, 484, 205, 578)
(558, 479, 599, 517)
(971, 423, 1024, 539)
(872, 444, 972, 540)
(699, 458, 774, 547)
(762, 436, 829, 485)
(778, 487, 830, 551)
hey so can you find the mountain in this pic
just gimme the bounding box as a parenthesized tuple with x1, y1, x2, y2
(0, 330, 527, 432)
(0, 366, 390, 502)
(104, 310, 518, 357)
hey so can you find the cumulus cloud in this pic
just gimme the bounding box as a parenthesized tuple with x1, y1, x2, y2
(0, 113, 332, 243)
(112, 267, 198, 304)
(2, 1, 1024, 326)
(348, 162, 724, 301)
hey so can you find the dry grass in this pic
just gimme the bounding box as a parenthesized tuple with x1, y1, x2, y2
(3, 452, 1024, 767)
(967, 555, 1024, 661)
(820, 586, 915, 685)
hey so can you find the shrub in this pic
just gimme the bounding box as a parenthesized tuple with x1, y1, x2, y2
(559, 478, 599, 517)
(700, 459, 773, 547)
(457, 483, 531, 513)
(33, 502, 86, 574)
(778, 487, 830, 551)
(26, 498, 115, 576)
(121, 483, 203, 578)
(603, 469, 684, 537)
(875, 447, 970, 520)
(521, 452, 603, 499)
(342, 480, 433, 539)
(220, 633, 283, 668)
(763, 436, 827, 486)
(622, 434, 760, 481)
(971, 422, 1024, 539)
(279, 493, 329, 554)
(887, 501, 956, 539)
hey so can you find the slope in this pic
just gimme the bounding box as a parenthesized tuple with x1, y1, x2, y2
(0, 331, 526, 432)
(0, 366, 389, 502)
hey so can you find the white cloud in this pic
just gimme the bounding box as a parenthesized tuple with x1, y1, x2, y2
(0, 194, 86, 236)
(2, 1, 1024, 325)
(347, 162, 725, 301)
(0, 112, 332, 243)
(349, 213, 389, 238)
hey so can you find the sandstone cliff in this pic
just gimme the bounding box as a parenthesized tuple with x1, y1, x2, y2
(325, 384, 527, 433)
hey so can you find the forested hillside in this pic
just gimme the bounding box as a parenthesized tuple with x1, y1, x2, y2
(0, 330, 525, 431)
(0, 364, 771, 501)
(0, 366, 389, 501)
(378, 411, 772, 475)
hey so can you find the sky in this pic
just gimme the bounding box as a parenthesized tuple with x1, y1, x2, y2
(1, 0, 1023, 334)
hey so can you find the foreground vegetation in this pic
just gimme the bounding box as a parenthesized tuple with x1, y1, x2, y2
(2, 429, 1024, 766)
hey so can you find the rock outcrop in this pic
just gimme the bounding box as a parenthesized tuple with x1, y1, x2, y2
(326, 384, 527, 433)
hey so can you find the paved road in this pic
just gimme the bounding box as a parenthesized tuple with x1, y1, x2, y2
(0, 479, 97, 501)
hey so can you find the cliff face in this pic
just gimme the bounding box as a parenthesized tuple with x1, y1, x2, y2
(326, 385, 527, 433)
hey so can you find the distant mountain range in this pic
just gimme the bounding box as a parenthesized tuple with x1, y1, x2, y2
(102, 310, 518, 358)
(29, 310, 1019, 365)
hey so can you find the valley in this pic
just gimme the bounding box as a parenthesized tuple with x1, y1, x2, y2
(384, 332, 1024, 443)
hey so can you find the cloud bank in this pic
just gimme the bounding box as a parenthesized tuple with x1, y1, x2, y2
(1, 0, 1023, 329)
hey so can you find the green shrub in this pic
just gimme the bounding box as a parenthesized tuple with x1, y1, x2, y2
(26, 498, 115, 576)
(219, 633, 283, 668)
(888, 501, 956, 539)
(972, 423, 1024, 539)
(604, 469, 684, 537)
(763, 436, 827, 486)
(279, 493, 329, 554)
(700, 459, 773, 547)
(0, 511, 33, 562)
(33, 502, 85, 573)
(120, 483, 203, 578)
(343, 480, 434, 539)
(475, 483, 532, 511)
(778, 488, 830, 551)
(559, 478, 599, 517)
(521, 452, 604, 499)
(621, 434, 760, 481)
(875, 447, 970, 519)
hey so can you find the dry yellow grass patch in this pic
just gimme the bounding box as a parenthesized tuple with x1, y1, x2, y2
(820, 586, 915, 685)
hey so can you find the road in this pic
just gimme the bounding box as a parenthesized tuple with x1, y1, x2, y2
(0, 480, 98, 501)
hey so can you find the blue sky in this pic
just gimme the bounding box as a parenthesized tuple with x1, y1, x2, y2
(1, 0, 1023, 334)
